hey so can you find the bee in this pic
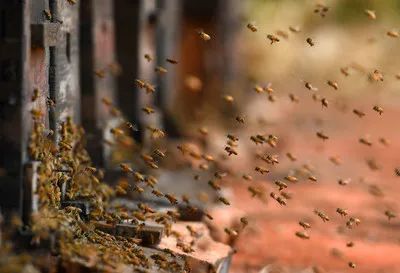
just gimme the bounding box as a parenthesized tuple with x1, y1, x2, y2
(268, 94, 276, 102)
(289, 93, 299, 103)
(214, 171, 228, 179)
(329, 156, 341, 165)
(270, 192, 287, 206)
(235, 116, 245, 124)
(224, 227, 238, 237)
(248, 186, 262, 197)
(316, 131, 329, 140)
(306, 37, 314, 46)
(142, 106, 155, 114)
(372, 105, 383, 115)
(218, 196, 230, 206)
(155, 66, 168, 74)
(67, 0, 77, 5)
(299, 221, 311, 229)
(225, 146, 238, 156)
(308, 175, 317, 182)
(327, 80, 338, 90)
(340, 67, 350, 76)
(370, 69, 383, 81)
(205, 213, 213, 220)
(110, 127, 124, 136)
(289, 26, 301, 33)
(133, 172, 145, 182)
(336, 208, 348, 217)
(387, 30, 399, 38)
(242, 174, 253, 181)
(144, 83, 156, 94)
(31, 88, 40, 102)
(43, 9, 52, 20)
(295, 231, 310, 240)
(276, 30, 289, 39)
(364, 9, 376, 20)
(275, 180, 287, 191)
(267, 34, 280, 44)
(223, 95, 234, 103)
(101, 96, 112, 106)
(314, 3, 329, 17)
(353, 109, 365, 118)
(346, 217, 361, 229)
(166, 58, 178, 64)
(125, 121, 138, 132)
(348, 262, 356, 269)
(197, 29, 211, 41)
(135, 79, 146, 88)
(144, 54, 153, 62)
(198, 127, 208, 136)
(359, 137, 372, 146)
(165, 194, 178, 205)
(247, 23, 258, 32)
(338, 178, 351, 186)
(346, 241, 354, 247)
(255, 166, 269, 174)
(385, 210, 396, 220)
(59, 141, 72, 150)
(240, 217, 248, 228)
(285, 152, 297, 162)
(284, 175, 297, 183)
(153, 149, 166, 158)
(321, 98, 328, 108)
(395, 168, 400, 176)
(208, 180, 221, 191)
(378, 137, 389, 146)
(151, 189, 164, 198)
(314, 209, 329, 222)
(305, 82, 317, 91)
(94, 69, 106, 78)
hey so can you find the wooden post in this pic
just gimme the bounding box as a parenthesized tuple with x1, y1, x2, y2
(80, 0, 117, 167)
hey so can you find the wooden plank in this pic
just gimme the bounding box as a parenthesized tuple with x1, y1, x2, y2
(80, 0, 117, 166)
(0, 0, 31, 213)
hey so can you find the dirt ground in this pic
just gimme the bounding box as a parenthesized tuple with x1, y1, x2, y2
(208, 94, 400, 273)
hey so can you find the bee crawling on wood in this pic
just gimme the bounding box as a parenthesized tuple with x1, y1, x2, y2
(336, 208, 348, 217)
(218, 196, 231, 206)
(255, 166, 269, 174)
(373, 105, 383, 115)
(274, 180, 287, 191)
(316, 131, 329, 140)
(224, 227, 238, 237)
(299, 221, 311, 229)
(353, 109, 365, 118)
(385, 210, 396, 220)
(295, 230, 310, 239)
(270, 192, 287, 206)
(247, 22, 258, 32)
(197, 29, 211, 41)
(306, 37, 314, 46)
(267, 34, 280, 44)
(327, 80, 338, 90)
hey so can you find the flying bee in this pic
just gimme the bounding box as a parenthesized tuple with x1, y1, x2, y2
(155, 66, 168, 74)
(286, 152, 297, 161)
(270, 192, 287, 206)
(197, 29, 211, 41)
(346, 241, 354, 247)
(218, 196, 230, 206)
(267, 34, 280, 44)
(340, 67, 350, 76)
(125, 121, 139, 132)
(289, 93, 299, 103)
(224, 227, 238, 237)
(359, 137, 372, 146)
(240, 217, 248, 228)
(31, 88, 40, 102)
(144, 54, 153, 62)
(284, 175, 298, 183)
(348, 262, 356, 269)
(142, 106, 155, 114)
(236, 116, 245, 124)
(299, 221, 311, 229)
(275, 180, 287, 191)
(327, 80, 338, 90)
(276, 30, 289, 39)
(306, 37, 314, 46)
(364, 9, 376, 20)
(372, 105, 383, 115)
(321, 98, 328, 108)
(268, 94, 276, 102)
(308, 175, 317, 182)
(247, 23, 258, 32)
(385, 210, 396, 220)
(166, 58, 178, 64)
(329, 156, 341, 165)
(316, 131, 329, 140)
(314, 209, 329, 222)
(289, 26, 301, 33)
(379, 137, 390, 146)
(353, 109, 365, 118)
(242, 174, 253, 181)
(370, 69, 383, 81)
(281, 190, 293, 199)
(254, 85, 264, 93)
(295, 231, 310, 240)
(165, 194, 178, 205)
(346, 217, 361, 229)
(336, 208, 348, 217)
(208, 180, 221, 191)
(223, 95, 234, 103)
(255, 166, 269, 174)
(338, 178, 351, 186)
(387, 30, 399, 38)
(43, 9, 52, 20)
(225, 146, 238, 156)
